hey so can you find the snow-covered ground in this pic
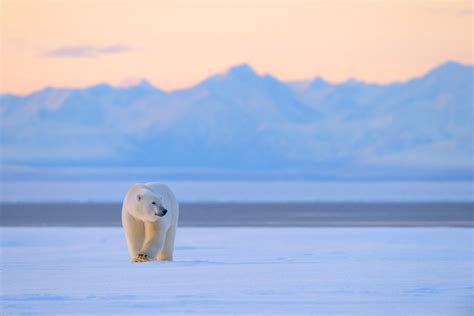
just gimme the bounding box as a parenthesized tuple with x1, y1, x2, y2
(1, 227, 473, 315)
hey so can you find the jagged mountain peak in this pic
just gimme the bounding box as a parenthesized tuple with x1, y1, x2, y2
(226, 63, 257, 78)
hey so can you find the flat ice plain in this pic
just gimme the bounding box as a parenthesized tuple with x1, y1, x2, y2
(1, 227, 473, 315)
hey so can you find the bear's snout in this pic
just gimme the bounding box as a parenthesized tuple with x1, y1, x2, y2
(155, 206, 168, 217)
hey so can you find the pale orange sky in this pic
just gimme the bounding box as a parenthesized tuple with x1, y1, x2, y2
(1, 0, 472, 94)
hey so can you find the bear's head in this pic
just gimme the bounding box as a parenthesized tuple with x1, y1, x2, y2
(131, 190, 168, 222)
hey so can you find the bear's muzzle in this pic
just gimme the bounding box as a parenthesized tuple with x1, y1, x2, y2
(155, 206, 168, 217)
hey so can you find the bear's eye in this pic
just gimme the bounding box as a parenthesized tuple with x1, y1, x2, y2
(152, 201, 156, 205)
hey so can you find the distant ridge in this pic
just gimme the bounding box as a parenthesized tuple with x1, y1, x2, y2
(1, 61, 473, 180)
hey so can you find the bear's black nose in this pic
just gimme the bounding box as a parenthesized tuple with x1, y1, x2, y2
(162, 209, 168, 215)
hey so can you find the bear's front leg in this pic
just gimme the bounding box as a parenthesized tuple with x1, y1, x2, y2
(134, 222, 166, 262)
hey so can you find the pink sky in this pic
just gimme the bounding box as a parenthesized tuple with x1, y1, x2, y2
(1, 0, 472, 94)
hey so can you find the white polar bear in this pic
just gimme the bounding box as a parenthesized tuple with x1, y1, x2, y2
(122, 183, 179, 262)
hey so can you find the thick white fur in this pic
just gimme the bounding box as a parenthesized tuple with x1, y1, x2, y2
(122, 183, 179, 262)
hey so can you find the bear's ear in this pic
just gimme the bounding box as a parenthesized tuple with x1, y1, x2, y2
(137, 194, 142, 202)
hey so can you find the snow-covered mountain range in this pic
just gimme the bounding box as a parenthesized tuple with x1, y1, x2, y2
(1, 61, 472, 180)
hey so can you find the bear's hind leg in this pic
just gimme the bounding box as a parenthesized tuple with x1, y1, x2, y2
(157, 226, 176, 261)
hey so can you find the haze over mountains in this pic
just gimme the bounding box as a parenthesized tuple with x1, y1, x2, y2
(1, 61, 473, 180)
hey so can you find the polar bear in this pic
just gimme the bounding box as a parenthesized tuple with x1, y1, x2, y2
(122, 183, 179, 262)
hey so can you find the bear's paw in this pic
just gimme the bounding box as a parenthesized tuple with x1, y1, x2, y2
(133, 253, 152, 263)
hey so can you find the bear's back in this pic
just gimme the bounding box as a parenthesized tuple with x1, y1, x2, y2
(144, 182, 173, 199)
